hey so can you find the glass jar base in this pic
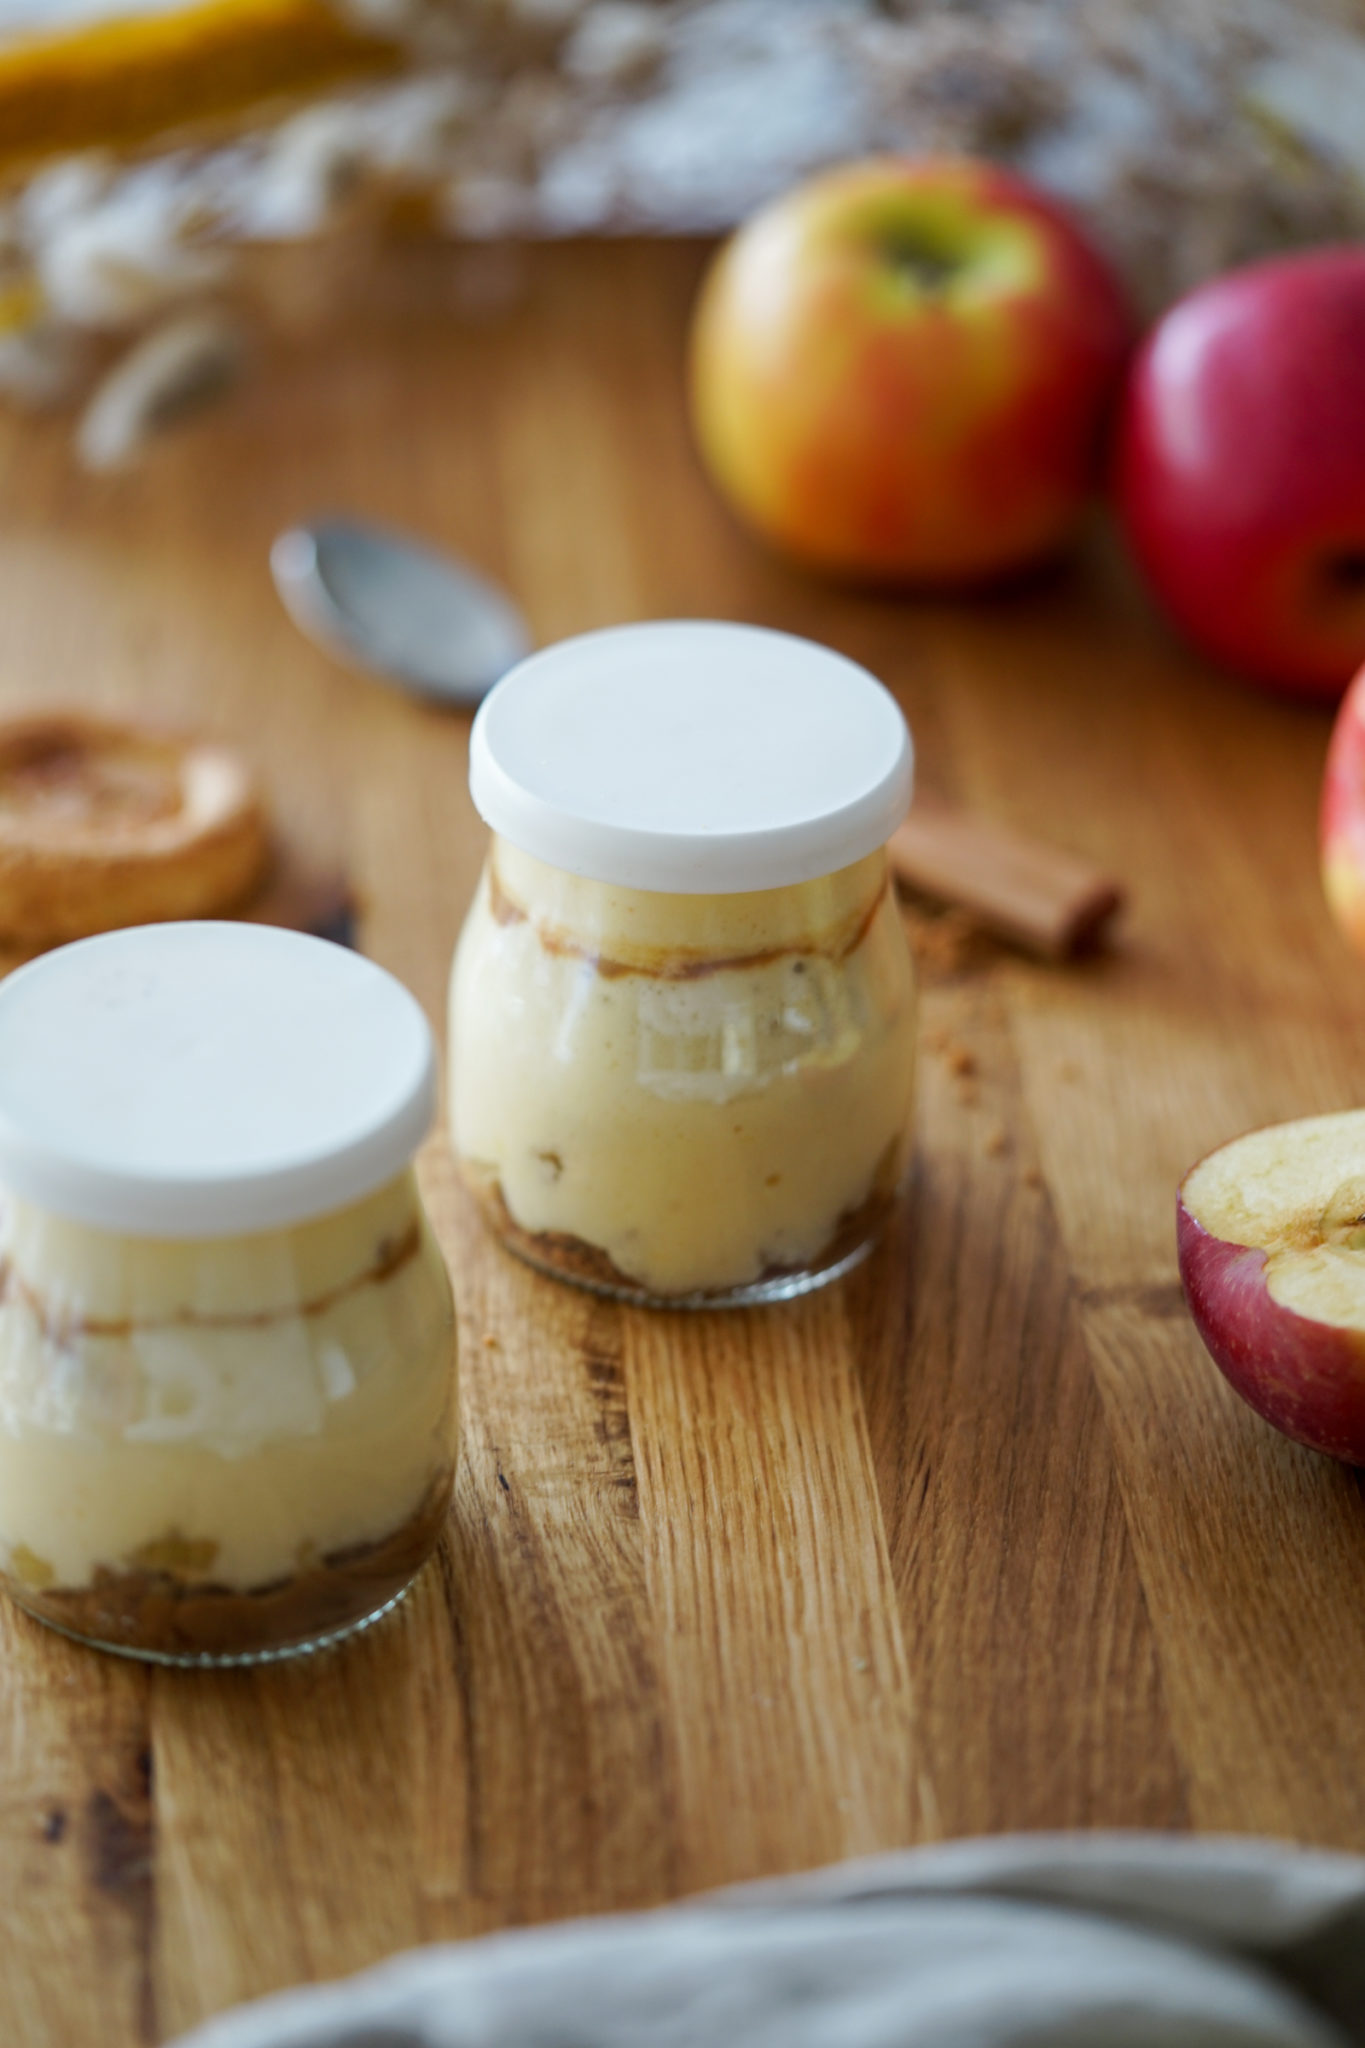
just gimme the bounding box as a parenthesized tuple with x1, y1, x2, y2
(7, 1571, 422, 1668)
(0, 1465, 454, 1665)
(497, 1204, 892, 1302)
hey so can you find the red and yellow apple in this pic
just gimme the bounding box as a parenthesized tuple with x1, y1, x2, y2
(1118, 248, 1365, 701)
(1178, 1112, 1365, 1463)
(1322, 659, 1365, 954)
(688, 156, 1133, 584)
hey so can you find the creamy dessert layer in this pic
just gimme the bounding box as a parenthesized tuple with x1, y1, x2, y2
(451, 842, 917, 1299)
(0, 1169, 456, 1605)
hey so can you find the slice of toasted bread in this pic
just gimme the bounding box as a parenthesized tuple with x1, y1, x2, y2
(0, 712, 269, 940)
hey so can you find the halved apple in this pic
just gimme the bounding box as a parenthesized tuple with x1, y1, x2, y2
(1177, 1111, 1365, 1464)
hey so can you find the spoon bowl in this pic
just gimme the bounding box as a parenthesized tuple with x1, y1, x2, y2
(271, 517, 531, 707)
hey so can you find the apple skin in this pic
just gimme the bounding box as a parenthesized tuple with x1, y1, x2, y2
(688, 156, 1134, 584)
(1176, 1189, 1365, 1464)
(1118, 248, 1365, 701)
(1321, 660, 1365, 954)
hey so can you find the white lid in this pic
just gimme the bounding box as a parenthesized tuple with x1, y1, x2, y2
(469, 621, 913, 893)
(0, 923, 437, 1238)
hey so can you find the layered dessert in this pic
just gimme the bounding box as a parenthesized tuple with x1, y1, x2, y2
(450, 837, 917, 1304)
(0, 1168, 457, 1661)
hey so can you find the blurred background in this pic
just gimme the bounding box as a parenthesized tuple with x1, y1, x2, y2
(1, 0, 1363, 467)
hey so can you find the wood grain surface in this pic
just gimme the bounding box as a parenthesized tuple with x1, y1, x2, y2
(0, 239, 1363, 2048)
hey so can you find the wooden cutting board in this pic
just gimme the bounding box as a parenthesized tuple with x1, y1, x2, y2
(0, 239, 1363, 2048)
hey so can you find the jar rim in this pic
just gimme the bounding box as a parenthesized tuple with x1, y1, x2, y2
(470, 621, 913, 895)
(0, 923, 435, 1238)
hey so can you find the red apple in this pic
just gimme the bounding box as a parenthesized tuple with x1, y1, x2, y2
(1177, 1112, 1365, 1463)
(688, 156, 1133, 584)
(1118, 248, 1365, 701)
(1321, 660, 1365, 953)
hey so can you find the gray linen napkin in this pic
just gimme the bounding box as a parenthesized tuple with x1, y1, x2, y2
(174, 1834, 1365, 2048)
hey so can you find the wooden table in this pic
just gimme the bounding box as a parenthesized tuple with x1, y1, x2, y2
(1, 239, 1364, 2048)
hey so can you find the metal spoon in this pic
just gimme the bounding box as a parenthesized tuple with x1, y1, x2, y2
(271, 517, 531, 707)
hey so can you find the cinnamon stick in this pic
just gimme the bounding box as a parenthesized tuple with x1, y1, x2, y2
(888, 794, 1124, 961)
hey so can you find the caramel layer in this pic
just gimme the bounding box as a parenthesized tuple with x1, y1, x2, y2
(486, 855, 888, 983)
(0, 1219, 420, 1348)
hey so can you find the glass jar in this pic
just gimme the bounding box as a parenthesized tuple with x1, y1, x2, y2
(450, 621, 918, 1307)
(0, 922, 457, 1666)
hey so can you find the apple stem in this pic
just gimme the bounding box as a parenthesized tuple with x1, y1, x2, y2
(880, 238, 959, 295)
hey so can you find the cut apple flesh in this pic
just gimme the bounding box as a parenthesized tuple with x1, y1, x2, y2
(1178, 1110, 1365, 1463)
(1183, 1111, 1365, 1327)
